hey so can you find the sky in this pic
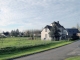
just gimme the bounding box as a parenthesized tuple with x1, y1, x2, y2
(0, 0, 80, 32)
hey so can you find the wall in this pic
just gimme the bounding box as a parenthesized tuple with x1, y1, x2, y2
(41, 28, 51, 40)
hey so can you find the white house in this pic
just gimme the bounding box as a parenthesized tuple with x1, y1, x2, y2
(41, 21, 67, 40)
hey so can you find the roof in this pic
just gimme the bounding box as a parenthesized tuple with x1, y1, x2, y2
(52, 21, 65, 29)
(66, 28, 79, 34)
(42, 21, 65, 31)
(44, 25, 52, 30)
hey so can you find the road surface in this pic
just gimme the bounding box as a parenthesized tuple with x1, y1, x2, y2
(13, 40, 80, 60)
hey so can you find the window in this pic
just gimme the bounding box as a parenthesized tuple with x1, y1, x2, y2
(45, 28, 47, 32)
(45, 34, 47, 38)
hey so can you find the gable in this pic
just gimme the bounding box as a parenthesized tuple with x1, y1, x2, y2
(41, 27, 50, 33)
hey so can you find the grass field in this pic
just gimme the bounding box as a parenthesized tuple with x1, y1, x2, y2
(65, 56, 80, 60)
(0, 37, 72, 60)
(0, 37, 49, 49)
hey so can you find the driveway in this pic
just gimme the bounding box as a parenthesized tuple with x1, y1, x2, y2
(13, 40, 80, 60)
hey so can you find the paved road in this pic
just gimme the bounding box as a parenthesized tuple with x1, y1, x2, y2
(14, 40, 80, 60)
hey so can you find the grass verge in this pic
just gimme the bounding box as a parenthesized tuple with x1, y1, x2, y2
(65, 56, 80, 60)
(0, 41, 72, 60)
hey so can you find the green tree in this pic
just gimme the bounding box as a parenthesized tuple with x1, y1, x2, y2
(49, 24, 61, 41)
(10, 30, 16, 37)
(10, 29, 20, 37)
(15, 29, 20, 37)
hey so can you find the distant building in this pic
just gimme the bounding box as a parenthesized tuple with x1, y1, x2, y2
(66, 28, 79, 38)
(41, 21, 67, 40)
(0, 33, 6, 38)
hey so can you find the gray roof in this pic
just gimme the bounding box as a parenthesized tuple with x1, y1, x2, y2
(44, 21, 65, 30)
(44, 25, 52, 30)
(52, 21, 65, 29)
(66, 28, 79, 34)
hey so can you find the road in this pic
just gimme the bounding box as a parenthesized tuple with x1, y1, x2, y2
(13, 40, 80, 60)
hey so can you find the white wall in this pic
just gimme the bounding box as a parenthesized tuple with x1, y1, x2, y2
(41, 28, 51, 40)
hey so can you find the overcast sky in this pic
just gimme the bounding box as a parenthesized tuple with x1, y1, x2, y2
(0, 0, 80, 32)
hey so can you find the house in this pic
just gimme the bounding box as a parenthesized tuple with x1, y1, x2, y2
(41, 21, 67, 40)
(0, 33, 7, 38)
(66, 28, 79, 38)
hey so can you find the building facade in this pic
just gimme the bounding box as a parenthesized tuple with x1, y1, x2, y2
(41, 21, 67, 40)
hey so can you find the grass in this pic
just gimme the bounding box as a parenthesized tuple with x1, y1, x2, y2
(0, 37, 72, 60)
(65, 56, 80, 60)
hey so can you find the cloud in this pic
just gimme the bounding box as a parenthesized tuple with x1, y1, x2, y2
(0, 0, 80, 31)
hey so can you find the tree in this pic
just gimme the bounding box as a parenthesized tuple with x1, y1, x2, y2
(10, 29, 20, 37)
(26, 30, 31, 37)
(33, 30, 41, 38)
(49, 24, 61, 41)
(23, 30, 31, 37)
(15, 29, 20, 37)
(77, 23, 80, 32)
(10, 30, 15, 37)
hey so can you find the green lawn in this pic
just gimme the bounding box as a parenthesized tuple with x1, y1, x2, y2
(0, 37, 51, 49)
(65, 56, 80, 60)
(0, 37, 72, 60)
